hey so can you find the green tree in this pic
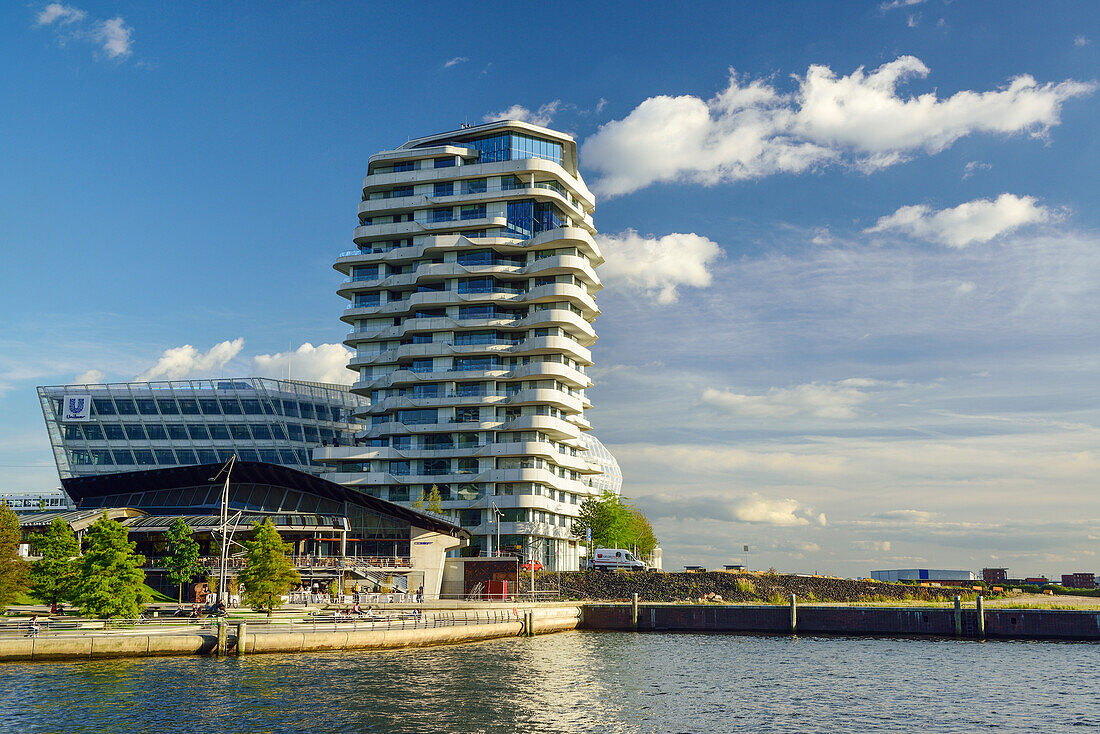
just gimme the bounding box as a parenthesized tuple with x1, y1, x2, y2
(0, 502, 29, 612)
(426, 484, 444, 514)
(572, 491, 633, 548)
(29, 517, 80, 606)
(411, 490, 425, 511)
(73, 515, 150, 619)
(238, 520, 300, 616)
(162, 518, 202, 603)
(629, 509, 658, 557)
(571, 492, 659, 558)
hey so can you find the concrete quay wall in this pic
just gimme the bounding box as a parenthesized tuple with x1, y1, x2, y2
(582, 603, 1100, 640)
(0, 606, 583, 662)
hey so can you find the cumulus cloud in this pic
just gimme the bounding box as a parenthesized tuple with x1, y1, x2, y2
(134, 339, 245, 381)
(866, 193, 1052, 248)
(483, 100, 561, 127)
(880, 0, 925, 9)
(852, 540, 892, 552)
(252, 343, 354, 385)
(93, 17, 132, 58)
(733, 494, 827, 526)
(581, 57, 1095, 196)
(36, 3, 85, 25)
(444, 56, 468, 68)
(703, 380, 873, 419)
(596, 229, 723, 304)
(74, 369, 105, 384)
(1075, 36, 1090, 47)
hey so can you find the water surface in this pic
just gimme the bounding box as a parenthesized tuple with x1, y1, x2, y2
(2, 632, 1095, 733)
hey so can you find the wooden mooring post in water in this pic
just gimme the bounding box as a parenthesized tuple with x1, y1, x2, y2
(789, 594, 797, 632)
(632, 594, 638, 629)
(236, 622, 247, 655)
(954, 596, 962, 637)
(976, 596, 985, 639)
(216, 619, 228, 656)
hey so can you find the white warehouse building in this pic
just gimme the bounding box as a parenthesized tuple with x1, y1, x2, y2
(314, 120, 619, 571)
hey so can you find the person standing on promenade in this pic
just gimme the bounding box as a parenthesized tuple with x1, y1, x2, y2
(417, 584, 424, 603)
(29, 615, 41, 638)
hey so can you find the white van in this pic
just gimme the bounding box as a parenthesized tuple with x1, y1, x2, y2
(588, 548, 647, 571)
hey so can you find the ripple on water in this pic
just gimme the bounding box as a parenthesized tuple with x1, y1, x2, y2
(1, 633, 1097, 733)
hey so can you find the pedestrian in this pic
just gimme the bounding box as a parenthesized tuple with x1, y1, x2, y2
(417, 584, 424, 603)
(29, 615, 41, 638)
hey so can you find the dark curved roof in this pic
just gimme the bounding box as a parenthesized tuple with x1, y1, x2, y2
(62, 461, 467, 538)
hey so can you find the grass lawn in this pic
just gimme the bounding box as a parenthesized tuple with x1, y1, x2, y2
(13, 584, 175, 607)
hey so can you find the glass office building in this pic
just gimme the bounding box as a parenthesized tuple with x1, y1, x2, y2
(38, 378, 366, 480)
(315, 120, 615, 571)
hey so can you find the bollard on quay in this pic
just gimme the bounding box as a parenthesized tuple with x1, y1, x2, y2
(216, 619, 228, 656)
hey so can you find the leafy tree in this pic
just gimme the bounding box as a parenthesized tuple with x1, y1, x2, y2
(73, 515, 150, 619)
(572, 491, 632, 548)
(162, 518, 202, 602)
(238, 520, 300, 616)
(0, 502, 29, 612)
(571, 491, 659, 558)
(29, 517, 80, 605)
(629, 509, 658, 557)
(411, 490, 425, 511)
(427, 484, 444, 514)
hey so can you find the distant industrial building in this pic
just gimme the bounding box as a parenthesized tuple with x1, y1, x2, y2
(871, 569, 976, 585)
(1060, 572, 1097, 589)
(982, 568, 1008, 584)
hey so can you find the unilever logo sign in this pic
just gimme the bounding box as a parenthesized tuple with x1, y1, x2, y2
(62, 394, 91, 422)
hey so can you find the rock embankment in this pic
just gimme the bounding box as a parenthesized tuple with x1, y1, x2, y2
(531, 572, 966, 604)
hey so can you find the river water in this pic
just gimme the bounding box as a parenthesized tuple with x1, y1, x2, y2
(2, 632, 1096, 733)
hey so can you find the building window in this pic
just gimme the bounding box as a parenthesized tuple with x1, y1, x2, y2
(434, 157, 456, 168)
(464, 178, 487, 194)
(208, 424, 230, 440)
(460, 204, 486, 220)
(124, 424, 147, 441)
(429, 207, 454, 223)
(433, 182, 453, 197)
(187, 424, 209, 440)
(393, 161, 415, 172)
(104, 424, 126, 441)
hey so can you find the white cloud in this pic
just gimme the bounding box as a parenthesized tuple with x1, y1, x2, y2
(34, 5, 133, 61)
(852, 540, 892, 551)
(866, 193, 1052, 248)
(483, 100, 561, 127)
(36, 3, 85, 25)
(1075, 36, 1090, 47)
(444, 56, 468, 68)
(733, 494, 827, 526)
(252, 343, 353, 385)
(868, 510, 937, 524)
(134, 339, 245, 381)
(956, 280, 976, 294)
(596, 230, 722, 304)
(73, 369, 105, 384)
(880, 0, 925, 9)
(581, 58, 1095, 196)
(703, 381, 872, 419)
(906, 13, 919, 28)
(963, 160, 991, 178)
(93, 17, 132, 58)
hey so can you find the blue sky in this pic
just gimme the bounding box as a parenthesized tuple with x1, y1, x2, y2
(2, 1, 1098, 576)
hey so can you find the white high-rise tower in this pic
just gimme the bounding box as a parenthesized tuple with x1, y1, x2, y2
(316, 120, 618, 571)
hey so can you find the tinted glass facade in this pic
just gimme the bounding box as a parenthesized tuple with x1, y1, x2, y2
(39, 378, 367, 479)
